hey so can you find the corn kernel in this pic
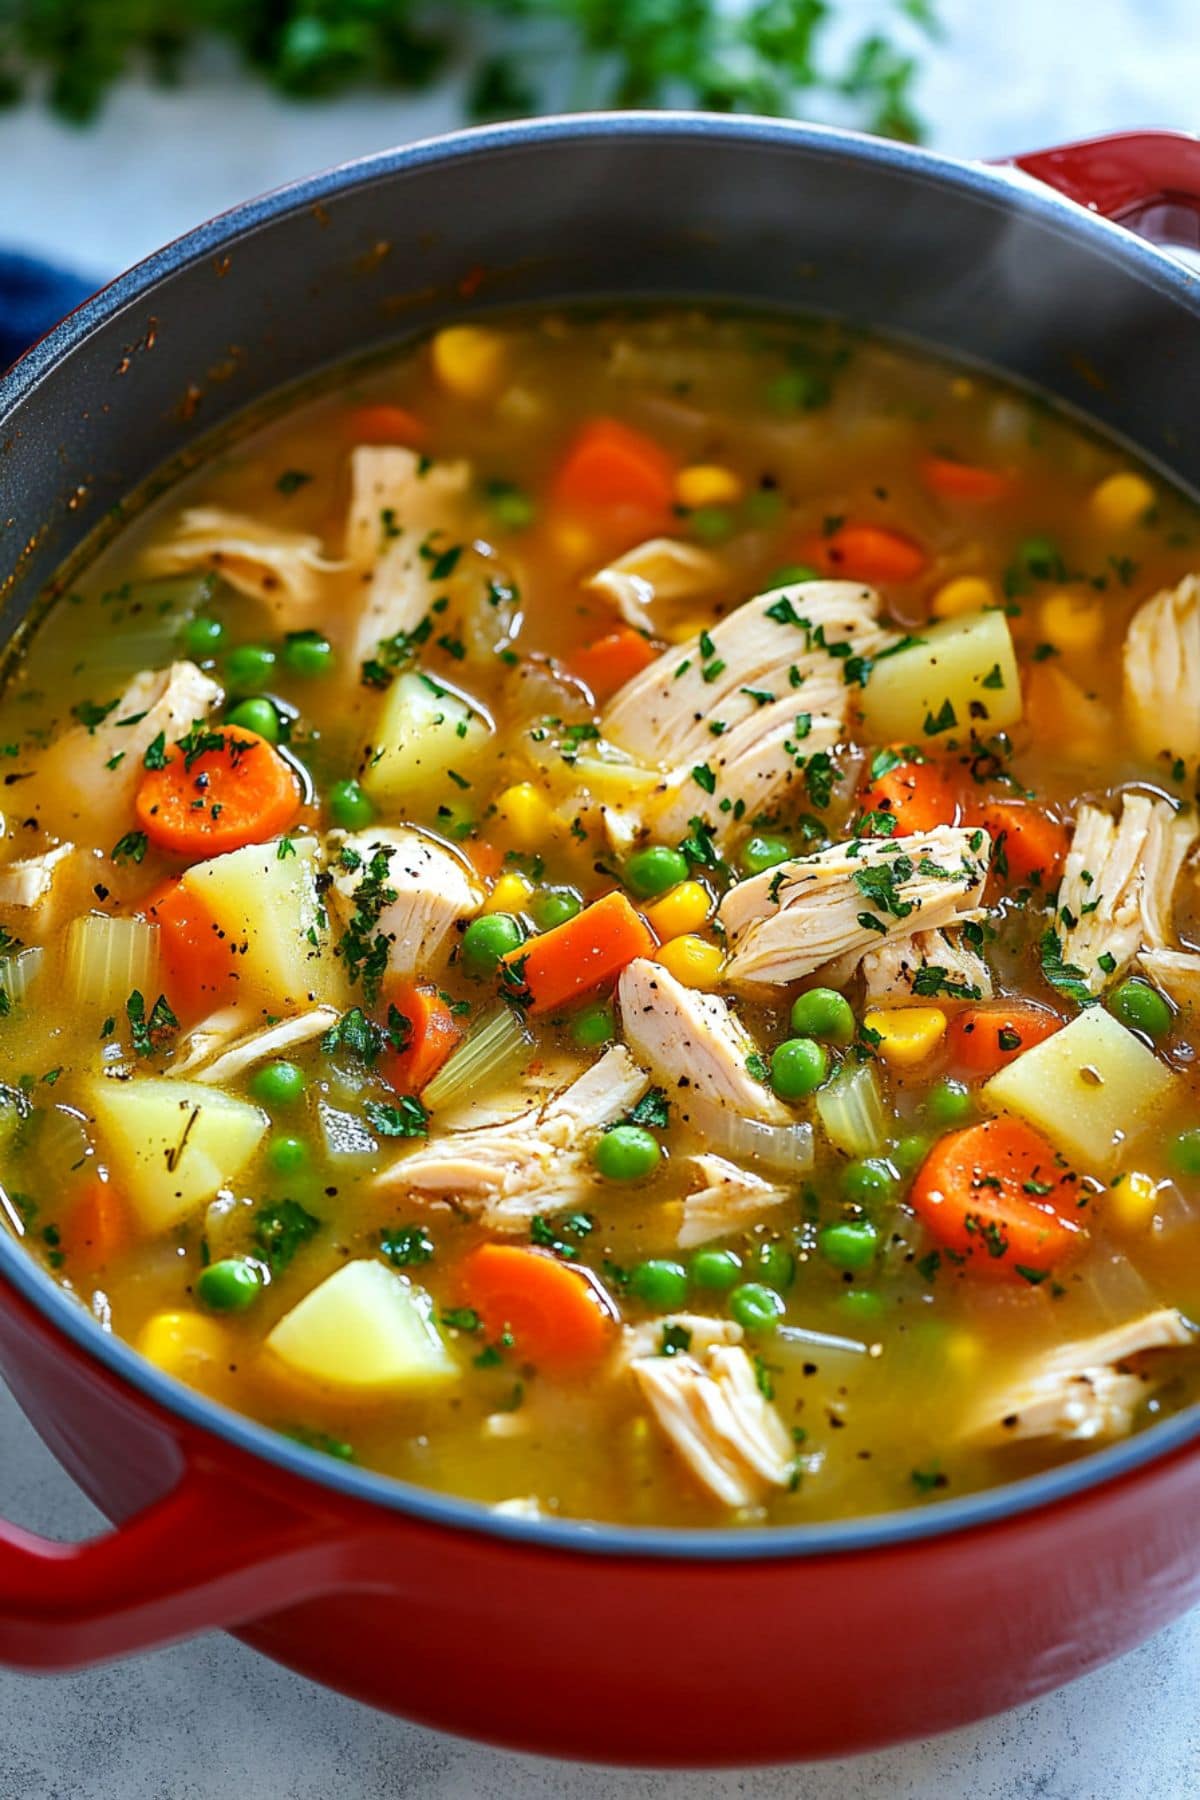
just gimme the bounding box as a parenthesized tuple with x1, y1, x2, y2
(645, 880, 711, 940)
(930, 575, 995, 620)
(863, 1005, 948, 1068)
(430, 325, 509, 401)
(495, 782, 558, 850)
(137, 1312, 230, 1385)
(676, 464, 744, 509)
(656, 934, 725, 989)
(1038, 589, 1104, 655)
(1090, 470, 1154, 532)
(549, 520, 597, 568)
(485, 871, 534, 915)
(1107, 1170, 1160, 1235)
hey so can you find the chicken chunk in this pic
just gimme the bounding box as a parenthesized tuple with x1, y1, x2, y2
(344, 447, 475, 667)
(171, 1007, 340, 1085)
(860, 925, 993, 1007)
(326, 828, 482, 982)
(618, 958, 789, 1124)
(140, 508, 338, 618)
(1138, 947, 1200, 1013)
(0, 842, 75, 913)
(1123, 574, 1200, 771)
(586, 537, 726, 635)
(630, 1340, 795, 1508)
(1057, 794, 1197, 994)
(963, 1309, 1196, 1446)
(376, 1045, 650, 1227)
(718, 827, 990, 990)
(678, 1154, 790, 1249)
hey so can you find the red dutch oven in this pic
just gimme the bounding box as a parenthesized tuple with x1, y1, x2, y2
(0, 117, 1199, 1766)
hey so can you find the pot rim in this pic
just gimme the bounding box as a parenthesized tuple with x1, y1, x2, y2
(2, 110, 1198, 1563)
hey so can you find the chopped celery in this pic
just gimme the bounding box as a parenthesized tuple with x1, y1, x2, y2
(422, 1005, 534, 1112)
(815, 1062, 886, 1159)
(0, 946, 44, 1014)
(65, 915, 159, 1018)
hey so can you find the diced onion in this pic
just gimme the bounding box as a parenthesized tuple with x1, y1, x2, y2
(31, 1104, 93, 1187)
(317, 1102, 378, 1164)
(685, 1093, 814, 1175)
(423, 1006, 534, 1113)
(84, 574, 217, 679)
(65, 914, 160, 1017)
(815, 1062, 885, 1159)
(0, 946, 44, 1013)
(776, 1324, 870, 1361)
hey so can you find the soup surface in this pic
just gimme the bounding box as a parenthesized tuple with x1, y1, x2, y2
(2, 311, 1199, 1528)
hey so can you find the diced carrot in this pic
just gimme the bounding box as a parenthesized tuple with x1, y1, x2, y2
(910, 1117, 1085, 1281)
(141, 877, 239, 1018)
(500, 889, 655, 1015)
(569, 626, 656, 702)
(381, 982, 463, 1095)
(466, 839, 505, 881)
(135, 726, 302, 858)
(946, 1003, 1064, 1077)
(857, 749, 960, 834)
(799, 522, 928, 584)
(456, 1243, 619, 1370)
(58, 1178, 130, 1267)
(920, 455, 1013, 503)
(552, 419, 675, 523)
(978, 800, 1070, 889)
(345, 404, 427, 447)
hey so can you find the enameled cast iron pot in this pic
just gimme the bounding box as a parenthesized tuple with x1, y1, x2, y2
(1, 116, 1199, 1766)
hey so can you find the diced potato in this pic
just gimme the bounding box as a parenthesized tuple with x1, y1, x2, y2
(860, 609, 1021, 742)
(86, 1075, 268, 1232)
(265, 1260, 458, 1395)
(983, 1008, 1176, 1174)
(360, 670, 492, 808)
(182, 836, 342, 1010)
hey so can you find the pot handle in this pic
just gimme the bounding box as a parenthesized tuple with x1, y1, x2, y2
(0, 1456, 348, 1671)
(1004, 129, 1200, 246)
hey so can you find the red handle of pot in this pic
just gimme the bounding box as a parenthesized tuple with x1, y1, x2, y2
(0, 1457, 347, 1671)
(1005, 128, 1200, 244)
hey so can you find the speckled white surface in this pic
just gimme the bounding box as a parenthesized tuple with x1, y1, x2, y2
(1, 1, 1199, 1793)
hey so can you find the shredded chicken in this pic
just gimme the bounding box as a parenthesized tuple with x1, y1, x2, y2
(620, 1314, 744, 1363)
(375, 1045, 649, 1226)
(963, 1309, 1196, 1446)
(171, 1007, 340, 1085)
(1138, 947, 1200, 1012)
(343, 447, 474, 666)
(327, 828, 482, 981)
(618, 958, 789, 1123)
(859, 925, 993, 1007)
(0, 842, 75, 912)
(141, 508, 339, 617)
(1123, 574, 1200, 770)
(586, 537, 726, 634)
(718, 827, 990, 990)
(677, 1154, 789, 1249)
(1057, 793, 1198, 993)
(630, 1339, 795, 1508)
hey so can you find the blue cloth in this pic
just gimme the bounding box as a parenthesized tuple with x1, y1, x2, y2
(0, 250, 96, 370)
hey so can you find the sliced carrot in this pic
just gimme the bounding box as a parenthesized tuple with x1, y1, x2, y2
(456, 1243, 619, 1370)
(946, 1003, 1064, 1078)
(910, 1117, 1084, 1281)
(135, 726, 302, 858)
(500, 890, 655, 1015)
(569, 626, 656, 702)
(920, 455, 1013, 503)
(857, 749, 960, 834)
(142, 877, 240, 1018)
(978, 800, 1070, 889)
(552, 419, 675, 523)
(799, 522, 928, 584)
(381, 982, 463, 1095)
(345, 403, 427, 447)
(58, 1178, 130, 1267)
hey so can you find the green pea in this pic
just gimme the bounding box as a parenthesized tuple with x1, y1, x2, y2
(282, 630, 335, 678)
(624, 845, 690, 899)
(183, 615, 226, 658)
(690, 506, 734, 543)
(327, 778, 375, 831)
(1167, 1128, 1200, 1178)
(460, 913, 524, 978)
(749, 1241, 795, 1290)
(818, 1220, 879, 1272)
(250, 1060, 306, 1107)
(529, 887, 582, 932)
(1017, 534, 1061, 580)
(766, 563, 818, 588)
(690, 1246, 742, 1291)
(840, 1158, 898, 1205)
(488, 482, 536, 530)
(268, 1134, 308, 1175)
(837, 1288, 884, 1324)
(225, 696, 280, 742)
(789, 986, 855, 1045)
(1108, 979, 1173, 1041)
(225, 644, 277, 690)
(629, 1259, 689, 1309)
(570, 1002, 615, 1048)
(741, 834, 791, 877)
(892, 1133, 930, 1176)
(729, 1282, 786, 1332)
(926, 1077, 972, 1128)
(770, 1037, 829, 1100)
(593, 1124, 661, 1182)
(196, 1258, 263, 1314)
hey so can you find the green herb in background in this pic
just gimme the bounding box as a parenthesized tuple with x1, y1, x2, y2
(0, 1, 941, 141)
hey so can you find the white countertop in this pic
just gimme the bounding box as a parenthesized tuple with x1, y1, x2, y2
(0, 0, 1198, 1792)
